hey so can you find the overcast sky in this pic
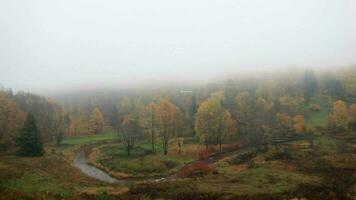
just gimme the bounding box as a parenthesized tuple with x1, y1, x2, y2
(1, 0, 356, 93)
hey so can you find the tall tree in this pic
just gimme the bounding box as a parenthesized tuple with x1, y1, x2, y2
(89, 107, 105, 134)
(328, 100, 348, 131)
(139, 102, 159, 153)
(235, 92, 254, 135)
(190, 93, 198, 135)
(16, 114, 44, 157)
(156, 99, 180, 155)
(121, 114, 141, 156)
(116, 97, 132, 129)
(195, 96, 224, 152)
(218, 110, 237, 151)
(303, 69, 318, 103)
(0, 93, 26, 146)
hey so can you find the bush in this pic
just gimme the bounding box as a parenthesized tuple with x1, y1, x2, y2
(178, 161, 216, 178)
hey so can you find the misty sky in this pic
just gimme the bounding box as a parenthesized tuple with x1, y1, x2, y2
(1, 0, 356, 92)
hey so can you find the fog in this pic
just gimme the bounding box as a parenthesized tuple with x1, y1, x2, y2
(1, 0, 355, 93)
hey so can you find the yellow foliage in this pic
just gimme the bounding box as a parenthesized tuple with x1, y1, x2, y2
(89, 107, 106, 134)
(331, 100, 348, 130)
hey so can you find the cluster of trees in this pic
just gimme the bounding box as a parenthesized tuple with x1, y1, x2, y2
(327, 100, 356, 132)
(67, 107, 106, 136)
(120, 99, 181, 155)
(1, 66, 355, 156)
(114, 67, 356, 155)
(0, 88, 109, 156)
(0, 90, 67, 156)
(0, 90, 68, 148)
(195, 95, 236, 151)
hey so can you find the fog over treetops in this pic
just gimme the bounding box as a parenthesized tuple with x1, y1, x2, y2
(1, 0, 356, 93)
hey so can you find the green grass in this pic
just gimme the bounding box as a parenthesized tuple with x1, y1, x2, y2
(96, 143, 194, 176)
(0, 153, 105, 199)
(4, 172, 71, 196)
(314, 135, 338, 153)
(62, 132, 119, 145)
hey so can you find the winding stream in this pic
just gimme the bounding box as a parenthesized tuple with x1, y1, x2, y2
(73, 146, 253, 184)
(73, 151, 127, 184)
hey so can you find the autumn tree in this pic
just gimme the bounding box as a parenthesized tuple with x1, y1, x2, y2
(235, 92, 254, 135)
(349, 104, 356, 130)
(156, 99, 180, 155)
(328, 100, 348, 131)
(219, 110, 237, 151)
(53, 111, 70, 145)
(68, 115, 90, 136)
(139, 102, 159, 153)
(0, 93, 26, 146)
(195, 96, 224, 151)
(89, 107, 105, 134)
(190, 93, 198, 135)
(278, 96, 304, 116)
(293, 115, 306, 134)
(121, 114, 141, 156)
(45, 99, 69, 145)
(14, 92, 64, 142)
(275, 112, 293, 140)
(115, 97, 132, 129)
(16, 114, 44, 157)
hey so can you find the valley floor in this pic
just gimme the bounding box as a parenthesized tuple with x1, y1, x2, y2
(0, 132, 355, 200)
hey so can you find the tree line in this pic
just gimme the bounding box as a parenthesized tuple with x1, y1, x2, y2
(1, 66, 355, 156)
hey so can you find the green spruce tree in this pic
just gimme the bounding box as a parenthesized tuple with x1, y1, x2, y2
(16, 114, 44, 156)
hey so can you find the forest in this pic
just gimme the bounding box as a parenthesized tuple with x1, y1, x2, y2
(0, 67, 355, 199)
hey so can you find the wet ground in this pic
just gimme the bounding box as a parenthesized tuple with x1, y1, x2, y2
(73, 151, 127, 184)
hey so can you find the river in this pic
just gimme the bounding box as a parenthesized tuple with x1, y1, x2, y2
(73, 151, 127, 184)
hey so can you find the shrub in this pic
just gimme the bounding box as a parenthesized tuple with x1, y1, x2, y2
(178, 161, 216, 178)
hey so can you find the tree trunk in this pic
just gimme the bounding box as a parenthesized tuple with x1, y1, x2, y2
(151, 130, 155, 153)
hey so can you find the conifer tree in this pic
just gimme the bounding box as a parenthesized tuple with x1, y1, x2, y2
(16, 114, 44, 156)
